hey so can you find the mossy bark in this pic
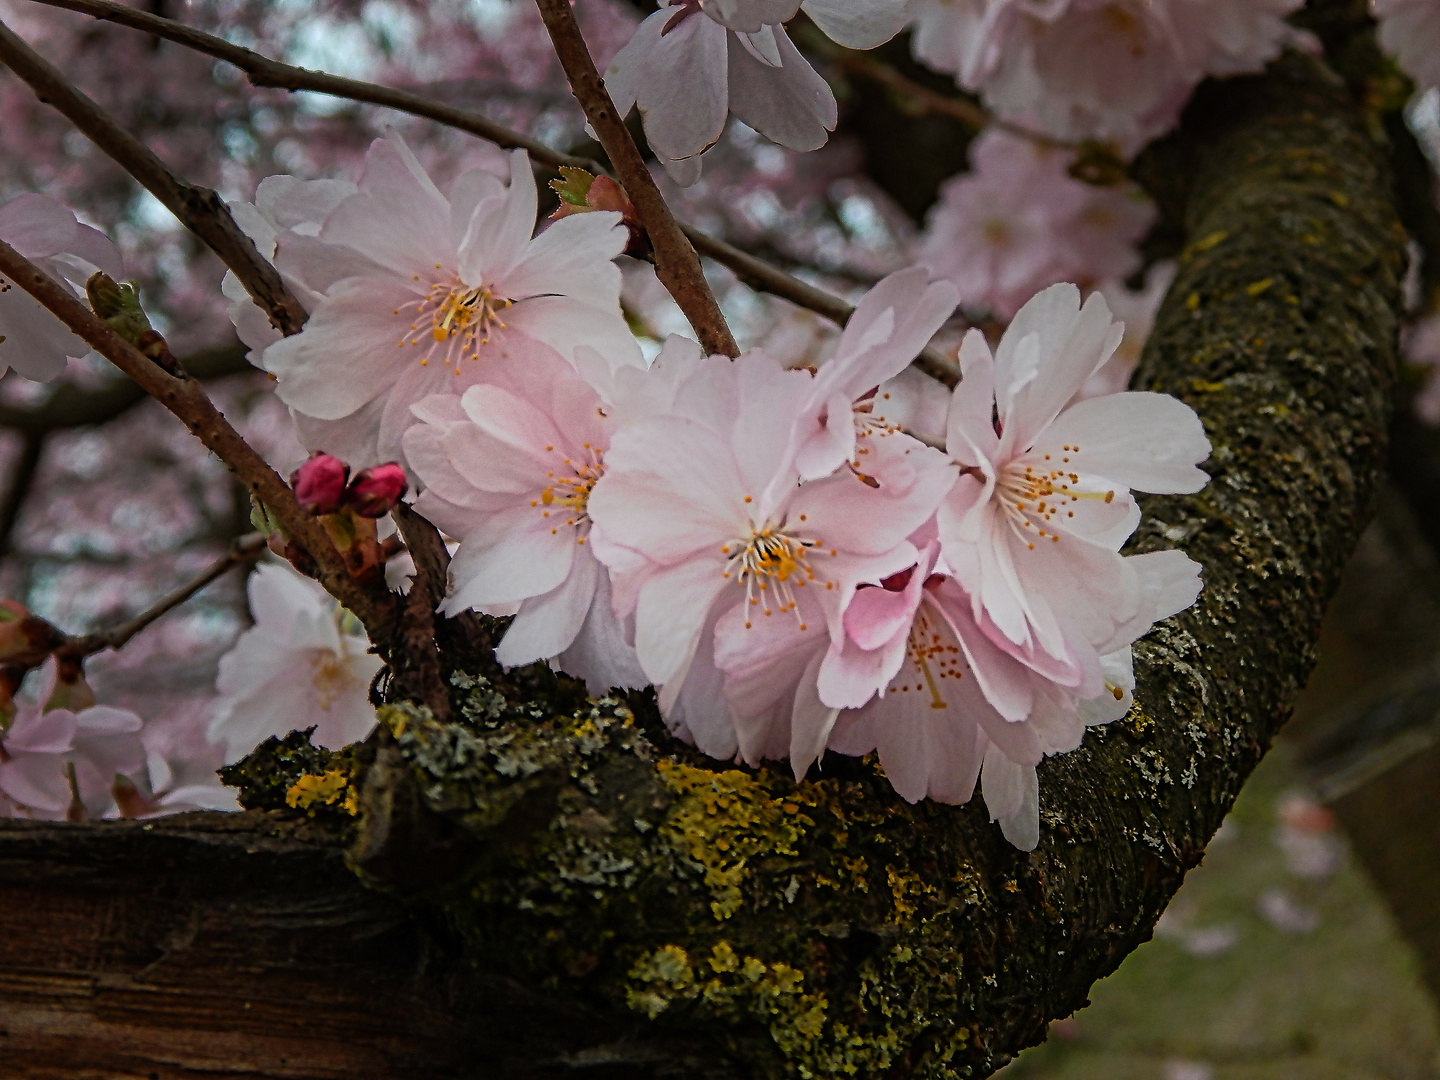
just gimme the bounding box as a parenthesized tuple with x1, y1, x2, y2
(0, 51, 1407, 1080)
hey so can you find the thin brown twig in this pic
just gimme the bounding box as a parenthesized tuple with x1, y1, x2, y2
(22, 0, 956, 378)
(0, 430, 45, 558)
(0, 239, 397, 646)
(24, 0, 603, 173)
(0, 17, 308, 335)
(533, 0, 738, 358)
(61, 533, 268, 657)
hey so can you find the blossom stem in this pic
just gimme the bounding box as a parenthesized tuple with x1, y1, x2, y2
(0, 18, 308, 337)
(0, 239, 398, 646)
(532, 0, 738, 358)
(20, 0, 958, 379)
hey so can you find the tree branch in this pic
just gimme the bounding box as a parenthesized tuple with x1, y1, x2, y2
(0, 343, 252, 434)
(0, 18, 307, 336)
(0, 240, 396, 646)
(55, 532, 267, 658)
(533, 0, 737, 357)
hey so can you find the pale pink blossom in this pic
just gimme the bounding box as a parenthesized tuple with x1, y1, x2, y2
(404, 350, 645, 695)
(259, 134, 642, 469)
(786, 266, 959, 481)
(604, 8, 837, 185)
(1376, 1, 1440, 92)
(0, 192, 124, 381)
(207, 561, 381, 764)
(911, 0, 1306, 148)
(0, 696, 145, 820)
(1078, 261, 1176, 400)
(939, 283, 1208, 699)
(1405, 312, 1440, 423)
(588, 349, 955, 757)
(917, 131, 1154, 320)
(222, 174, 358, 364)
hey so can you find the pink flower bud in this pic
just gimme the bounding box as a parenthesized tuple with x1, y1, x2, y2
(290, 453, 350, 515)
(343, 463, 408, 518)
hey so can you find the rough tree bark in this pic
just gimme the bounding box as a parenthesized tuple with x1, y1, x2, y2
(0, 51, 1406, 1080)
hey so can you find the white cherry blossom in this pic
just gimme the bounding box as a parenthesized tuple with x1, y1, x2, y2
(207, 561, 381, 764)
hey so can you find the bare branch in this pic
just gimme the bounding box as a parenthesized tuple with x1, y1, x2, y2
(24, 0, 603, 174)
(0, 344, 253, 434)
(0, 240, 397, 645)
(0, 18, 307, 336)
(60, 532, 268, 657)
(533, 0, 737, 357)
(24, 0, 957, 378)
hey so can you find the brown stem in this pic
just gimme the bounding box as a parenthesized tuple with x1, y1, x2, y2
(0, 429, 45, 557)
(532, 0, 738, 358)
(0, 239, 396, 645)
(57, 533, 268, 658)
(0, 18, 307, 336)
(24, 0, 955, 379)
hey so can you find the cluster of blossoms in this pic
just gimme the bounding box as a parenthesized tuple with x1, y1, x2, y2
(216, 134, 1210, 849)
(909, 0, 1310, 148)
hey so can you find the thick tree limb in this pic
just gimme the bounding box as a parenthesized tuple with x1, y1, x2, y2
(0, 241, 396, 645)
(0, 18, 307, 335)
(533, 0, 737, 357)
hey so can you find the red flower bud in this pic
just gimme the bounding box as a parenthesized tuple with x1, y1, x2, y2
(290, 453, 350, 515)
(343, 463, 408, 518)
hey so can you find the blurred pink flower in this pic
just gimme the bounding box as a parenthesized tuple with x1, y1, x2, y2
(1376, 1, 1440, 92)
(0, 192, 124, 381)
(0, 696, 145, 820)
(909, 0, 1306, 147)
(917, 131, 1154, 320)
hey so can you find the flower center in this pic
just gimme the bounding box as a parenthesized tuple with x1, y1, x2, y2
(310, 651, 354, 711)
(887, 599, 965, 710)
(721, 522, 830, 629)
(533, 443, 604, 541)
(395, 274, 514, 371)
(996, 446, 1115, 550)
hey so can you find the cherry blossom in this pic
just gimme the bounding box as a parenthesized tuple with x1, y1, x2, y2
(0, 192, 124, 382)
(938, 283, 1209, 699)
(786, 266, 959, 481)
(917, 131, 1154, 320)
(1079, 262, 1177, 401)
(257, 133, 641, 469)
(1376, 1, 1440, 93)
(910, 0, 1306, 148)
(604, 8, 837, 185)
(207, 561, 381, 764)
(0, 696, 146, 820)
(403, 350, 645, 695)
(587, 348, 955, 757)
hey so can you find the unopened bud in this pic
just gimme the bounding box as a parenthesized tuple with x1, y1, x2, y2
(550, 168, 648, 257)
(85, 273, 183, 375)
(343, 463, 407, 518)
(291, 453, 350, 515)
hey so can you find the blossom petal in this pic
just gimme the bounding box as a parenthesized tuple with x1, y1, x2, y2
(1039, 391, 1211, 493)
